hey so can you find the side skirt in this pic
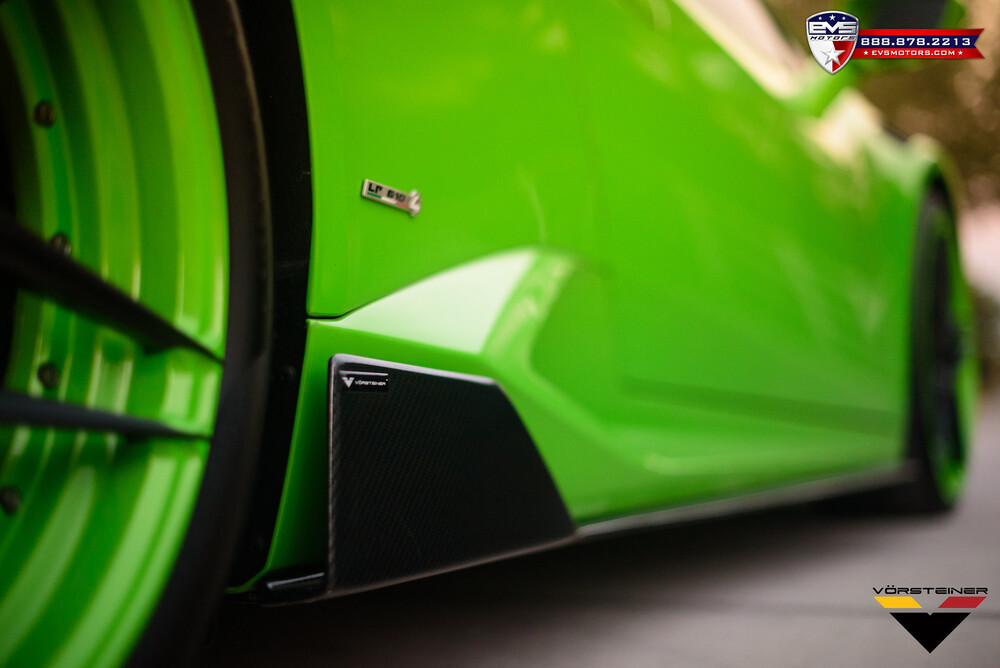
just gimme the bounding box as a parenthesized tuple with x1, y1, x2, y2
(577, 463, 918, 539)
(256, 356, 916, 603)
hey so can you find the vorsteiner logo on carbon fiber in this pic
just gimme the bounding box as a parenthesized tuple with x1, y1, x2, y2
(339, 370, 389, 393)
(873, 587, 988, 652)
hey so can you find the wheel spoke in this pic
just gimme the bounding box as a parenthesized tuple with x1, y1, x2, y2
(0, 211, 221, 363)
(0, 390, 206, 440)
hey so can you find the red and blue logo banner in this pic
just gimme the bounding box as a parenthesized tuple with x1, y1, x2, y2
(806, 10, 985, 74)
(855, 29, 984, 59)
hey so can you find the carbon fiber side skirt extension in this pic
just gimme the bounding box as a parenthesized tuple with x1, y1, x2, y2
(258, 355, 576, 602)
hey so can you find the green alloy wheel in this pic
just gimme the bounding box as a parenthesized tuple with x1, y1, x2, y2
(0, 1, 271, 665)
(898, 191, 977, 511)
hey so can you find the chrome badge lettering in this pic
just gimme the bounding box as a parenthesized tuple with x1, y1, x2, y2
(361, 179, 421, 217)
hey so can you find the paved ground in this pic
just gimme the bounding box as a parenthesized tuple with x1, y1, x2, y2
(201, 387, 999, 668)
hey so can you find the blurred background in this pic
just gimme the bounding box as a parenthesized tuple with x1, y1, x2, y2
(769, 0, 1000, 390)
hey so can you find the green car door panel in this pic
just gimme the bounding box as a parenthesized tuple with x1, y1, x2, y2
(244, 0, 971, 585)
(295, 0, 936, 418)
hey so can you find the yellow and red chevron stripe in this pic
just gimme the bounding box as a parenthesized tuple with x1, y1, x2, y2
(874, 595, 986, 609)
(874, 596, 921, 608)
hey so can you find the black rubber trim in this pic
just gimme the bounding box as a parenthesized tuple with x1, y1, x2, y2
(259, 568, 325, 601)
(127, 0, 272, 665)
(227, 0, 314, 585)
(0, 391, 205, 439)
(0, 214, 221, 362)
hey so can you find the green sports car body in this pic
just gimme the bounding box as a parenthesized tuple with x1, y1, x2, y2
(0, 0, 977, 664)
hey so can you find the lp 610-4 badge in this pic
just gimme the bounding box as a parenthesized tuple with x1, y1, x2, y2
(361, 179, 421, 217)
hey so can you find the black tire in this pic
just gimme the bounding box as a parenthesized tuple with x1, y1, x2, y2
(891, 188, 971, 512)
(126, 1, 273, 665)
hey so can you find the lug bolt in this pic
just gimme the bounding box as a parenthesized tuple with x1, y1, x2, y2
(0, 486, 21, 515)
(37, 362, 60, 390)
(33, 101, 56, 127)
(49, 232, 71, 256)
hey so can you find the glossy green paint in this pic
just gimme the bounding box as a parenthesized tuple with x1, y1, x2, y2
(298, 1, 591, 319)
(254, 0, 971, 581)
(0, 1, 227, 664)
